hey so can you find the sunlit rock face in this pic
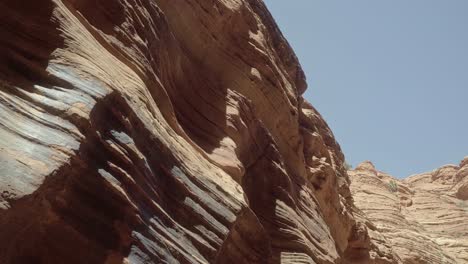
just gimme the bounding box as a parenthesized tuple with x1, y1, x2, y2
(350, 159, 468, 264)
(3, 1, 464, 263)
(0, 0, 371, 263)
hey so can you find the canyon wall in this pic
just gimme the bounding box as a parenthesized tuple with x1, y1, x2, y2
(0, 0, 368, 263)
(350, 159, 468, 264)
(0, 0, 466, 263)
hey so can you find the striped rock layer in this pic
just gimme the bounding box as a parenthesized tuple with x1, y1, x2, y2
(350, 159, 468, 264)
(1, 0, 465, 263)
(0, 0, 369, 263)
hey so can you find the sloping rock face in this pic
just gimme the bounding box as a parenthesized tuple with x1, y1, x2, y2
(350, 159, 468, 264)
(0, 0, 375, 263)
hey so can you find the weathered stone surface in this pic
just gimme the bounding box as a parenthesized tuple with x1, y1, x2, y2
(2, 1, 465, 263)
(0, 0, 366, 263)
(350, 159, 468, 264)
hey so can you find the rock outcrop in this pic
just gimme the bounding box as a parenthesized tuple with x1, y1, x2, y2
(0, 0, 370, 263)
(350, 159, 468, 264)
(1, 0, 466, 263)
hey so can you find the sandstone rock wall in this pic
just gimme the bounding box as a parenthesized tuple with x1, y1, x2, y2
(1, 1, 465, 263)
(0, 1, 366, 263)
(350, 159, 468, 264)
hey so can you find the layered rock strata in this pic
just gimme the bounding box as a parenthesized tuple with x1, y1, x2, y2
(2, 0, 465, 263)
(0, 0, 367, 263)
(350, 159, 468, 264)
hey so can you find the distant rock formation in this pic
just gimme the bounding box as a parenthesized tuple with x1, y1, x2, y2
(350, 158, 468, 263)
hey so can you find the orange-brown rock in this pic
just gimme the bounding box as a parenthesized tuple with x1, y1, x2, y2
(0, 0, 373, 263)
(2, 0, 465, 263)
(350, 159, 468, 264)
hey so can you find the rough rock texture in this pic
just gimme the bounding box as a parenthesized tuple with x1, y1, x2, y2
(0, 0, 374, 263)
(2, 1, 466, 263)
(350, 159, 468, 264)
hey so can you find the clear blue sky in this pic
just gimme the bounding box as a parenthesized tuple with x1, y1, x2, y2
(264, 0, 468, 178)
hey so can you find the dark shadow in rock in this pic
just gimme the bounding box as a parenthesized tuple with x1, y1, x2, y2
(0, 0, 64, 90)
(166, 54, 229, 157)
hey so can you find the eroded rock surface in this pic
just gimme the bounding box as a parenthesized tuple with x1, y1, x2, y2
(350, 159, 468, 264)
(2, 1, 465, 263)
(0, 0, 368, 263)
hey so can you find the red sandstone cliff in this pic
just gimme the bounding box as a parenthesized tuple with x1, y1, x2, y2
(0, 0, 365, 263)
(0, 1, 465, 263)
(350, 159, 468, 263)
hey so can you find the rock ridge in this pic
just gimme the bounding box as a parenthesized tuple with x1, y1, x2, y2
(350, 158, 468, 263)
